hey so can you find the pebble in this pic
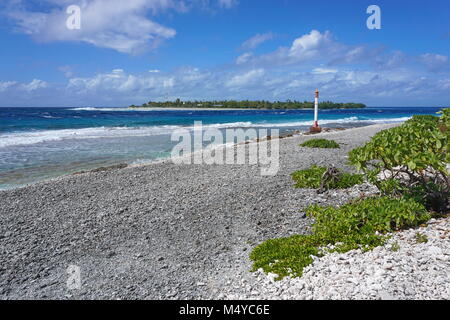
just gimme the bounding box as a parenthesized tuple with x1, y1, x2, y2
(220, 217, 450, 300)
(2, 124, 434, 300)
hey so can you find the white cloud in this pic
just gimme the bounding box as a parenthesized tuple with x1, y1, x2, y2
(312, 68, 338, 74)
(242, 30, 410, 72)
(437, 79, 450, 90)
(65, 67, 267, 100)
(0, 79, 48, 92)
(420, 53, 450, 72)
(241, 30, 344, 68)
(5, 0, 239, 54)
(236, 52, 253, 65)
(22, 79, 48, 91)
(226, 69, 265, 87)
(1, 27, 450, 107)
(163, 78, 175, 88)
(0, 81, 18, 92)
(67, 69, 175, 95)
(289, 30, 336, 59)
(240, 32, 274, 50)
(217, 0, 238, 9)
(2, 65, 449, 107)
(6, 0, 183, 54)
(58, 65, 74, 78)
(375, 50, 407, 69)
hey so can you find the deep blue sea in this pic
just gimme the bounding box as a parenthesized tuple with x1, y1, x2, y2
(0, 106, 442, 189)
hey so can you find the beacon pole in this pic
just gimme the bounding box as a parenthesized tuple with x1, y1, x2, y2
(310, 89, 322, 133)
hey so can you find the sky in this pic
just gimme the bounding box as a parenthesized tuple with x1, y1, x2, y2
(0, 0, 449, 107)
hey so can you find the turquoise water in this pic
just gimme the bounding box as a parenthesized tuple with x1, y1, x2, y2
(0, 106, 442, 189)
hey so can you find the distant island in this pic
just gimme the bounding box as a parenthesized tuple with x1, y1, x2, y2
(129, 99, 366, 110)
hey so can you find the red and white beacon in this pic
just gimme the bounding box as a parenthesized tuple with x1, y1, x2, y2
(310, 89, 322, 133)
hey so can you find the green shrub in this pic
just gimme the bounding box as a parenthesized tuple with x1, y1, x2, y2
(291, 165, 363, 190)
(300, 138, 340, 149)
(415, 232, 428, 244)
(349, 109, 449, 213)
(309, 196, 430, 236)
(250, 235, 320, 279)
(390, 241, 400, 252)
(250, 197, 430, 280)
(406, 114, 439, 125)
(438, 108, 450, 125)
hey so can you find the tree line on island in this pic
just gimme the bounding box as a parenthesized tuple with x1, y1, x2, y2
(129, 99, 366, 109)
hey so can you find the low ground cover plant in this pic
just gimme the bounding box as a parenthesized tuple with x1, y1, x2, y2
(300, 138, 340, 149)
(415, 232, 428, 244)
(291, 165, 363, 190)
(250, 196, 430, 279)
(251, 110, 448, 280)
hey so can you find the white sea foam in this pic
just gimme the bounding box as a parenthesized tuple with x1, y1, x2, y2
(0, 117, 410, 148)
(69, 107, 132, 111)
(0, 123, 252, 148)
(0, 126, 177, 148)
(247, 116, 411, 127)
(41, 115, 62, 119)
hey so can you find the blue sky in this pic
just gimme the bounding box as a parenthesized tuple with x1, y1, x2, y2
(0, 0, 449, 107)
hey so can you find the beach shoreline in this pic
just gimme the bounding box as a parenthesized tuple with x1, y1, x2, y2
(0, 123, 386, 192)
(0, 123, 413, 300)
(2, 106, 438, 191)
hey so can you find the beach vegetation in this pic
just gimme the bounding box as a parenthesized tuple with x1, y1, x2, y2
(349, 109, 449, 213)
(250, 196, 430, 280)
(251, 109, 447, 280)
(390, 241, 400, 252)
(291, 165, 363, 190)
(415, 232, 428, 244)
(438, 107, 450, 125)
(299, 138, 340, 149)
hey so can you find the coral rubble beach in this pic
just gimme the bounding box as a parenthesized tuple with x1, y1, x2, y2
(0, 123, 448, 300)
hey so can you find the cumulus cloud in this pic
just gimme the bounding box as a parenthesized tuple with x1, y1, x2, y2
(1, 28, 449, 107)
(217, 0, 238, 9)
(240, 30, 410, 72)
(240, 32, 275, 50)
(6, 0, 181, 54)
(1, 65, 449, 107)
(289, 30, 336, 59)
(0, 79, 48, 92)
(437, 79, 450, 90)
(58, 65, 74, 78)
(373, 51, 407, 70)
(66, 68, 200, 102)
(0, 81, 18, 92)
(22, 79, 48, 91)
(241, 30, 345, 68)
(226, 69, 265, 87)
(236, 52, 253, 65)
(53, 67, 268, 102)
(0, 79, 52, 107)
(312, 68, 338, 74)
(420, 53, 450, 72)
(4, 0, 238, 55)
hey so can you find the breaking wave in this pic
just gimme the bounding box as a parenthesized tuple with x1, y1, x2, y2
(0, 117, 410, 148)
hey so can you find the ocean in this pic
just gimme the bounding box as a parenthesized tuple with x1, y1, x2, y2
(0, 106, 442, 190)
